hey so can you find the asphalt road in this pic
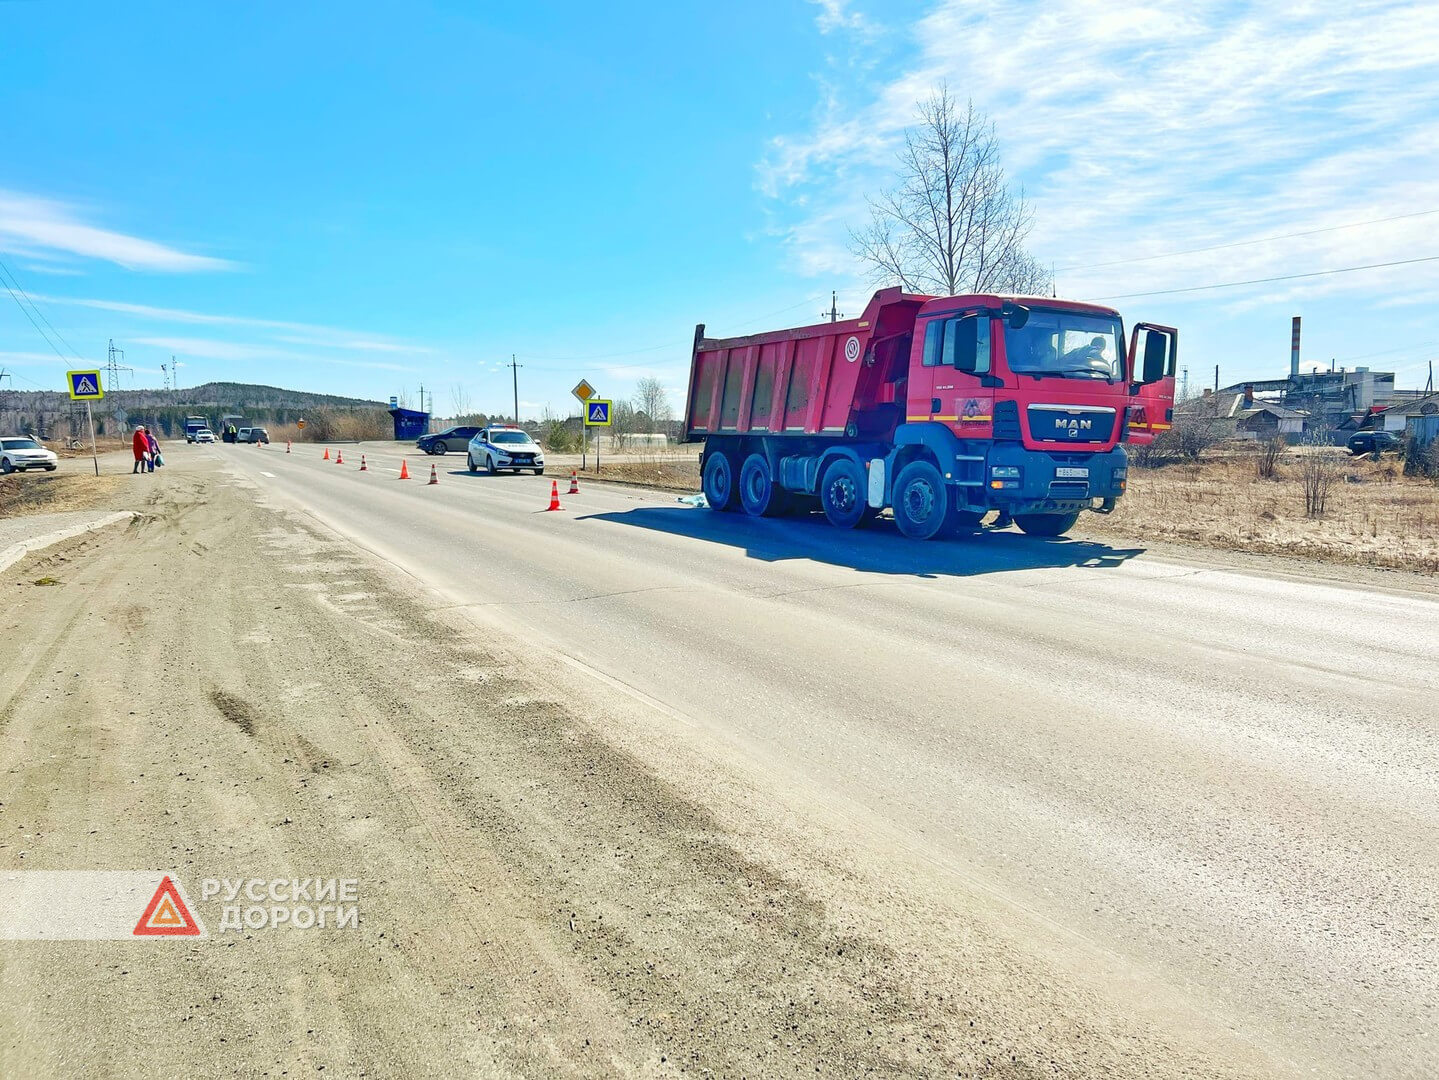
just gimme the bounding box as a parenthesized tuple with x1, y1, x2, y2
(219, 439, 1438, 1078)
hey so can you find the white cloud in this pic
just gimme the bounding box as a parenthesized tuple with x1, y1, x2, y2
(132, 336, 410, 372)
(811, 0, 877, 38)
(25, 292, 428, 356)
(761, 0, 1439, 308)
(0, 190, 236, 272)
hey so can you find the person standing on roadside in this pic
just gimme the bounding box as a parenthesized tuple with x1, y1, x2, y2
(144, 427, 159, 472)
(132, 425, 149, 474)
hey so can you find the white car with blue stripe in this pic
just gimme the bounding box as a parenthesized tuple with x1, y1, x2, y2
(467, 426, 545, 475)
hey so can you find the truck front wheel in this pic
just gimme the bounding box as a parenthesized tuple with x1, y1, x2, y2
(702, 451, 739, 512)
(819, 459, 869, 529)
(892, 460, 950, 540)
(1013, 511, 1080, 537)
(739, 454, 787, 517)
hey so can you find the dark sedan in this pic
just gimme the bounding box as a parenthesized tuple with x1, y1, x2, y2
(1346, 430, 1400, 456)
(417, 426, 481, 455)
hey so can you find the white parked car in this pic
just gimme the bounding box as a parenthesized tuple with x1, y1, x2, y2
(194, 429, 217, 444)
(0, 436, 59, 474)
(467, 426, 545, 475)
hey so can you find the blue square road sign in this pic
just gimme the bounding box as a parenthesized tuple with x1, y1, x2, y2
(67, 370, 104, 400)
(584, 399, 612, 426)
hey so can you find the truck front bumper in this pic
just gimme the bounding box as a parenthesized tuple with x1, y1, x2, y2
(975, 444, 1128, 514)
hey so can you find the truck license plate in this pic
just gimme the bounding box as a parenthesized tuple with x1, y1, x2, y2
(1055, 467, 1089, 478)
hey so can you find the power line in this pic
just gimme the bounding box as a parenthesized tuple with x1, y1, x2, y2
(1058, 208, 1439, 274)
(0, 269, 72, 364)
(1085, 254, 1439, 301)
(0, 257, 86, 361)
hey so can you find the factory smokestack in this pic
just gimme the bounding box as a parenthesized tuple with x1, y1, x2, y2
(1290, 316, 1301, 379)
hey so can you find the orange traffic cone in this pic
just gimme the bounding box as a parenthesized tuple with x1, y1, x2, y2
(428, 464, 439, 485)
(323, 447, 330, 460)
(545, 480, 563, 511)
(286, 441, 292, 454)
(398, 459, 411, 480)
(336, 450, 344, 465)
(359, 455, 367, 472)
(567, 469, 579, 494)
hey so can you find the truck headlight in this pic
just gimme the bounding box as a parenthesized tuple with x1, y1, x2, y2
(990, 466, 1021, 479)
(1113, 467, 1128, 481)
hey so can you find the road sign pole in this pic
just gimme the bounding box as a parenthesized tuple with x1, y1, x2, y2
(86, 401, 98, 477)
(582, 422, 587, 471)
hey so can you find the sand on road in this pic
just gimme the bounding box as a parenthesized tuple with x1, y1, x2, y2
(0, 461, 1295, 1078)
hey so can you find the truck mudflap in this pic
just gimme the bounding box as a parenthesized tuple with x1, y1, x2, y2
(976, 444, 1129, 514)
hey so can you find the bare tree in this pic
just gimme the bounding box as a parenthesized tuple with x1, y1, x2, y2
(450, 383, 473, 419)
(851, 84, 1050, 297)
(632, 377, 672, 435)
(1299, 433, 1342, 518)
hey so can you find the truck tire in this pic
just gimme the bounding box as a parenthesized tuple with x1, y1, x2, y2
(819, 458, 870, 529)
(892, 460, 950, 541)
(702, 451, 738, 512)
(1013, 511, 1080, 537)
(739, 453, 787, 517)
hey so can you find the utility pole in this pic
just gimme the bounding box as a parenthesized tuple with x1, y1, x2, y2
(1179, 366, 1189, 402)
(821, 292, 845, 324)
(508, 354, 522, 424)
(1214, 364, 1219, 395)
(105, 339, 133, 391)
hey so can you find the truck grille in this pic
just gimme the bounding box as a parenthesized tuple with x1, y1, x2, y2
(1028, 406, 1115, 443)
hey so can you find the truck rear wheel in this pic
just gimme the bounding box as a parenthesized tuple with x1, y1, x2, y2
(1013, 511, 1080, 537)
(739, 454, 787, 517)
(892, 460, 950, 541)
(702, 451, 738, 512)
(819, 458, 869, 529)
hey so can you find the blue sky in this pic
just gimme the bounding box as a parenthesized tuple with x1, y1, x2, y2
(3, 0, 1437, 418)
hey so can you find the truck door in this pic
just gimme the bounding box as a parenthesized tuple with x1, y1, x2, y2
(910, 311, 992, 428)
(1127, 323, 1178, 444)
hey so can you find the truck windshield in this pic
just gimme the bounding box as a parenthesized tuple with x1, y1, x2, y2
(1005, 310, 1124, 381)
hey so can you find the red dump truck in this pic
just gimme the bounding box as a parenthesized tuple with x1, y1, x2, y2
(683, 287, 1176, 539)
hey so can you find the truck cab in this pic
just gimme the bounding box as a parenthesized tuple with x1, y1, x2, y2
(889, 296, 1176, 533)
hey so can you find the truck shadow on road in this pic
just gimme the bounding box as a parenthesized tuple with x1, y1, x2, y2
(577, 507, 1145, 579)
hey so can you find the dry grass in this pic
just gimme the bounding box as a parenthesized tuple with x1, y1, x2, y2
(0, 470, 132, 518)
(575, 458, 701, 492)
(1087, 451, 1439, 572)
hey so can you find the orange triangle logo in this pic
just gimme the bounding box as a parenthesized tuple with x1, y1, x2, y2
(132, 875, 203, 936)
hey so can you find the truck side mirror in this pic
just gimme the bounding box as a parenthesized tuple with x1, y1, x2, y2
(1141, 332, 1168, 384)
(950, 315, 991, 375)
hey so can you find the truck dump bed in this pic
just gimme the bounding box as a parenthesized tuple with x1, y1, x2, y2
(684, 287, 927, 442)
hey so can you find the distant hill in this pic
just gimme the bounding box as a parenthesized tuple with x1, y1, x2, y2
(0, 380, 388, 440)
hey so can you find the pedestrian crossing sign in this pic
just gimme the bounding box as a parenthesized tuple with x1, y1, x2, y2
(67, 370, 104, 400)
(584, 399, 612, 426)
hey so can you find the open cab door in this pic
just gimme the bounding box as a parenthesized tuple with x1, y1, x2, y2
(1126, 323, 1178, 445)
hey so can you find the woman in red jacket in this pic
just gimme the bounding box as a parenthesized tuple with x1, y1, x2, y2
(131, 425, 150, 474)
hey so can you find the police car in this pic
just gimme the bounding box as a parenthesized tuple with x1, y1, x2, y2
(467, 426, 545, 475)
